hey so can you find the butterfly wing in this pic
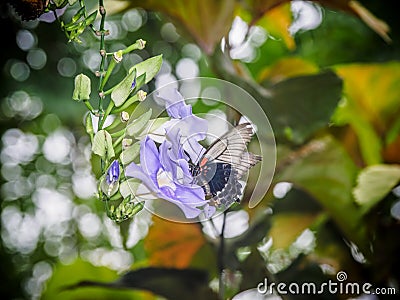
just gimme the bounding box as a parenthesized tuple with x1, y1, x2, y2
(200, 123, 261, 175)
(193, 123, 261, 207)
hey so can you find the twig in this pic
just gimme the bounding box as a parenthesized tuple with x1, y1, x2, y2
(218, 210, 228, 300)
(97, 0, 107, 129)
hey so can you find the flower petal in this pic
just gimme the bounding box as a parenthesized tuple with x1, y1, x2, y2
(159, 140, 177, 178)
(156, 182, 206, 219)
(176, 159, 193, 185)
(157, 89, 191, 118)
(125, 162, 158, 192)
(106, 160, 120, 185)
(140, 136, 161, 181)
(39, 7, 67, 23)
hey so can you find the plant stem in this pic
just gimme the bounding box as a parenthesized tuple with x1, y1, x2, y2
(98, 99, 114, 130)
(110, 128, 125, 138)
(112, 134, 124, 149)
(218, 210, 228, 300)
(97, 0, 107, 130)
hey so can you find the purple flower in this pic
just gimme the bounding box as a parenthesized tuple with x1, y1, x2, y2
(39, 6, 67, 23)
(131, 77, 137, 90)
(102, 160, 120, 197)
(156, 89, 208, 164)
(125, 88, 217, 219)
(106, 160, 120, 185)
(126, 136, 210, 219)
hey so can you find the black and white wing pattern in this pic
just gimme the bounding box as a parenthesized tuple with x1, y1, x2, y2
(191, 123, 262, 208)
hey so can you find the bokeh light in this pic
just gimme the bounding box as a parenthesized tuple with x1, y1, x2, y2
(121, 9, 144, 32)
(10, 61, 30, 81)
(57, 57, 77, 77)
(27, 48, 47, 70)
(16, 29, 37, 51)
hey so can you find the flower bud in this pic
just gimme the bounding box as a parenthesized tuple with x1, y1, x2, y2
(137, 90, 147, 101)
(113, 50, 123, 63)
(122, 138, 133, 149)
(120, 111, 130, 122)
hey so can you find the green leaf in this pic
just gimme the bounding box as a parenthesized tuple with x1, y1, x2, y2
(64, 267, 218, 300)
(277, 135, 369, 255)
(68, 0, 78, 4)
(109, 199, 145, 223)
(42, 259, 140, 300)
(132, 73, 146, 93)
(101, 176, 119, 197)
(129, 55, 162, 84)
(260, 71, 343, 144)
(333, 99, 382, 165)
(386, 117, 400, 145)
(119, 178, 141, 198)
(111, 69, 136, 107)
(73, 73, 91, 101)
(63, 20, 84, 31)
(85, 113, 94, 135)
(353, 164, 400, 213)
(92, 130, 115, 160)
(333, 62, 400, 164)
(120, 142, 140, 165)
(71, 7, 85, 23)
(84, 10, 98, 26)
(135, 117, 169, 141)
(126, 109, 152, 137)
(269, 213, 317, 249)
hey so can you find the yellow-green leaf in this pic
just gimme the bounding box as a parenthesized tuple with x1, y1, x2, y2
(278, 136, 369, 254)
(42, 259, 141, 300)
(111, 69, 136, 107)
(258, 57, 319, 84)
(129, 55, 162, 84)
(73, 73, 91, 101)
(270, 213, 318, 249)
(92, 130, 115, 160)
(119, 178, 141, 198)
(353, 164, 400, 213)
(120, 141, 140, 165)
(334, 62, 400, 164)
(253, 3, 295, 51)
(126, 109, 152, 137)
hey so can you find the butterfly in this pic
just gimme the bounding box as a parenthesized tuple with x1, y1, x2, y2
(7, 0, 48, 21)
(190, 123, 262, 208)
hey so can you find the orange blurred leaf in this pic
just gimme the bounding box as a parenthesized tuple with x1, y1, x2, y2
(255, 3, 295, 51)
(257, 57, 318, 83)
(127, 0, 235, 54)
(383, 135, 400, 163)
(144, 217, 206, 268)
